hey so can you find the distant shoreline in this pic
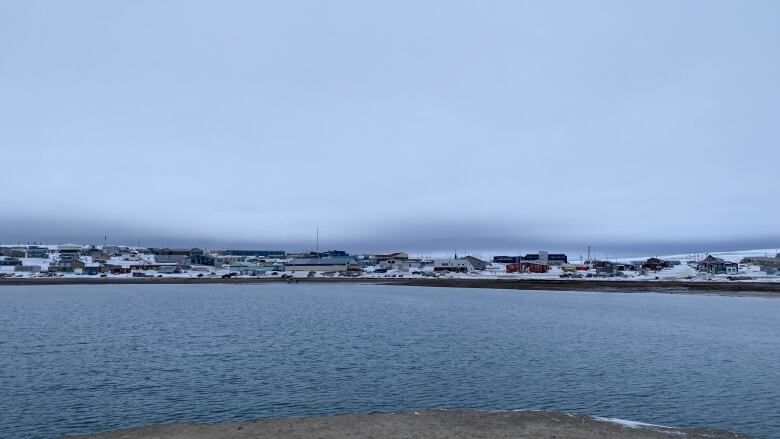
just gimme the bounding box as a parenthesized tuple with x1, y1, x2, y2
(2, 276, 779, 297)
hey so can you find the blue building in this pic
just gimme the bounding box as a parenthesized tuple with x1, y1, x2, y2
(493, 256, 522, 264)
(494, 252, 568, 265)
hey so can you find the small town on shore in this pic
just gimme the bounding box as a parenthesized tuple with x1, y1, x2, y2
(1, 243, 779, 282)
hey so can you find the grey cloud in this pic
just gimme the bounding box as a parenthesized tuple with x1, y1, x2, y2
(0, 0, 778, 254)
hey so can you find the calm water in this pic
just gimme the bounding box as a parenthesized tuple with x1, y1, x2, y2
(1, 284, 779, 439)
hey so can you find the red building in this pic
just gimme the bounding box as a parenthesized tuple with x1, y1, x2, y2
(506, 262, 549, 273)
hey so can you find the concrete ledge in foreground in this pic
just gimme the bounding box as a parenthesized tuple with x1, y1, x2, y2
(62, 410, 757, 439)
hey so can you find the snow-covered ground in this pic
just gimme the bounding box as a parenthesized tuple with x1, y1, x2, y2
(614, 248, 780, 264)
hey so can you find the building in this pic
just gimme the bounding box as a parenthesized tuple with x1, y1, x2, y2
(154, 248, 203, 265)
(191, 254, 218, 266)
(59, 248, 81, 263)
(227, 262, 284, 276)
(15, 265, 42, 273)
(0, 247, 26, 258)
(57, 243, 82, 261)
(374, 252, 409, 262)
(155, 264, 180, 274)
(25, 246, 48, 259)
(594, 260, 639, 273)
(103, 245, 125, 257)
(227, 264, 265, 276)
(493, 252, 568, 265)
(82, 264, 101, 276)
(219, 250, 286, 259)
(105, 265, 131, 275)
(285, 256, 359, 272)
(129, 263, 164, 271)
(741, 254, 780, 270)
(377, 258, 424, 272)
(523, 251, 568, 265)
(697, 255, 738, 275)
(434, 259, 474, 272)
(295, 250, 350, 259)
(507, 262, 549, 273)
(462, 256, 488, 270)
(49, 261, 74, 272)
(84, 247, 107, 262)
(493, 255, 522, 264)
(641, 258, 671, 271)
(0, 259, 22, 267)
(355, 254, 377, 267)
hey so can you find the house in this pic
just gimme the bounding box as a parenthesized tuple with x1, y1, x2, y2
(594, 261, 619, 275)
(227, 262, 284, 275)
(0, 258, 22, 267)
(57, 244, 82, 262)
(493, 256, 522, 264)
(49, 259, 87, 272)
(85, 247, 108, 262)
(593, 260, 639, 273)
(462, 256, 488, 270)
(25, 246, 48, 259)
(103, 246, 125, 257)
(129, 263, 163, 271)
(49, 261, 74, 272)
(507, 262, 549, 273)
(218, 250, 286, 259)
(355, 254, 377, 267)
(285, 256, 359, 272)
(615, 262, 640, 271)
(15, 265, 42, 273)
(0, 247, 26, 258)
(155, 264, 180, 274)
(82, 264, 101, 275)
(154, 248, 202, 265)
(378, 258, 424, 272)
(642, 258, 671, 271)
(433, 258, 479, 272)
(697, 255, 738, 275)
(120, 252, 141, 261)
(106, 265, 131, 275)
(741, 254, 780, 269)
(59, 248, 81, 263)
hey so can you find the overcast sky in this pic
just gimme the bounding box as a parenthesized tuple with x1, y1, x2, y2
(1, 0, 778, 256)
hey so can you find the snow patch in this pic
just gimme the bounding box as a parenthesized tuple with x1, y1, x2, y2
(593, 416, 670, 429)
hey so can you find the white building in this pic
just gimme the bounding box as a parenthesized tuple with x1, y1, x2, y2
(378, 258, 425, 272)
(433, 259, 475, 272)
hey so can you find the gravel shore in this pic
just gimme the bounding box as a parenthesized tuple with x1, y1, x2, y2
(2, 276, 780, 297)
(63, 410, 756, 439)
